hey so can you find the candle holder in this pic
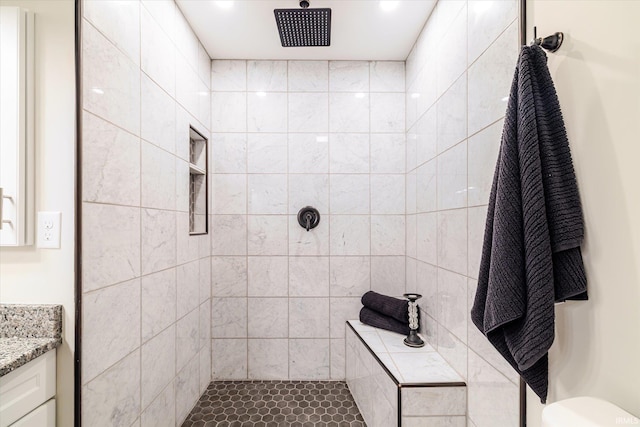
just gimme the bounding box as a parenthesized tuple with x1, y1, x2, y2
(403, 293, 425, 348)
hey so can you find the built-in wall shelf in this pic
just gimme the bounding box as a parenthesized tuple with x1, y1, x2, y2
(189, 126, 208, 235)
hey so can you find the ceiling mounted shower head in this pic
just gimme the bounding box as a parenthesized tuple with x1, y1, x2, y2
(274, 1, 331, 47)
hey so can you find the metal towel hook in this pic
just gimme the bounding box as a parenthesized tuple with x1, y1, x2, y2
(532, 26, 564, 52)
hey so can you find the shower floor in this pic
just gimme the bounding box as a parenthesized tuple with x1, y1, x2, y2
(181, 381, 366, 427)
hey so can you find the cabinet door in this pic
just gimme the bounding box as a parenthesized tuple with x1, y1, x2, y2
(10, 399, 55, 427)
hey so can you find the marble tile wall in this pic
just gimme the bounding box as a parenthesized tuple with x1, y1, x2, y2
(405, 1, 521, 426)
(81, 1, 211, 425)
(210, 60, 406, 382)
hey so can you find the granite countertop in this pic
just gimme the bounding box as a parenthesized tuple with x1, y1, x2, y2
(0, 304, 63, 377)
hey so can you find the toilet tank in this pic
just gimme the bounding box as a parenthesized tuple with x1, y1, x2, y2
(542, 397, 639, 427)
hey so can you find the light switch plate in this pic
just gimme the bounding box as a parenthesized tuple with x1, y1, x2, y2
(37, 211, 61, 249)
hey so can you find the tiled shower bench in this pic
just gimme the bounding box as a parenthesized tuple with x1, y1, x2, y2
(346, 320, 467, 427)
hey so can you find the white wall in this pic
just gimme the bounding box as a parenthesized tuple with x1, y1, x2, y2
(526, 1, 640, 424)
(0, 1, 75, 426)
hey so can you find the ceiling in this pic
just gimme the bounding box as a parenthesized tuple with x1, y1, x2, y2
(176, 0, 437, 61)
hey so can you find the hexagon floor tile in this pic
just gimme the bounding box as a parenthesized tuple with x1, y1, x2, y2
(181, 381, 367, 426)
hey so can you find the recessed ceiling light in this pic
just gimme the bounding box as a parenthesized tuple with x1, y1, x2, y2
(214, 1, 234, 10)
(379, 1, 398, 12)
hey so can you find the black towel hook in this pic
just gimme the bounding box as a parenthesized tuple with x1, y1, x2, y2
(531, 26, 564, 52)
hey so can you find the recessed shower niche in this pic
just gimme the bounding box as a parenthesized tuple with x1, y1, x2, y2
(189, 126, 208, 235)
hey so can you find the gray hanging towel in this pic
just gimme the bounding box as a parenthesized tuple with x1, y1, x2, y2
(470, 44, 587, 404)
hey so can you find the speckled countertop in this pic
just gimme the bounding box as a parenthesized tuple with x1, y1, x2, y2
(0, 304, 63, 377)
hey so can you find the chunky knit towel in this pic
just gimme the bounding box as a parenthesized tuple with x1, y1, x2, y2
(470, 45, 587, 404)
(359, 307, 410, 336)
(361, 291, 409, 324)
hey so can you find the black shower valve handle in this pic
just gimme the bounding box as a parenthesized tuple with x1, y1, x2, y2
(297, 206, 320, 232)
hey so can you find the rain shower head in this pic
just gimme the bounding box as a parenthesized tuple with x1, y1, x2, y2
(274, 1, 331, 47)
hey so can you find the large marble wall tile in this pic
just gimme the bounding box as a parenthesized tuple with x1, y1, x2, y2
(329, 216, 370, 256)
(468, 119, 501, 206)
(329, 298, 362, 338)
(141, 324, 175, 408)
(176, 214, 198, 264)
(176, 261, 200, 318)
(407, 214, 417, 258)
(141, 269, 176, 343)
(288, 174, 329, 214)
(83, 279, 140, 384)
(141, 74, 175, 153)
(211, 256, 247, 297)
(437, 209, 468, 275)
(437, 324, 468, 380)
(370, 62, 405, 92)
(330, 175, 370, 214)
(175, 52, 200, 123)
(468, 21, 518, 135)
(173, 9, 199, 69)
(416, 106, 437, 166)
(370, 93, 405, 133)
(176, 309, 199, 372)
(370, 133, 405, 174)
(247, 215, 288, 255)
(211, 92, 246, 132)
(212, 133, 247, 173)
(248, 298, 288, 338)
(82, 350, 140, 427)
(248, 174, 288, 214)
(141, 7, 175, 97)
(415, 261, 438, 319)
(371, 175, 405, 214)
(247, 133, 287, 173)
(82, 203, 140, 292)
(289, 257, 330, 297)
(406, 171, 417, 214)
(175, 161, 190, 214)
(248, 92, 287, 132)
(174, 105, 197, 161)
(212, 338, 247, 379)
(212, 174, 246, 214)
(211, 215, 247, 256)
(175, 355, 199, 425)
(211, 60, 246, 91)
(141, 209, 176, 275)
(406, 129, 418, 172)
(248, 256, 288, 297)
(329, 61, 369, 92)
(416, 160, 437, 213)
(330, 338, 346, 380)
(288, 214, 330, 256)
(197, 43, 211, 89)
(211, 298, 247, 338)
(468, 350, 519, 427)
(401, 387, 466, 416)
(82, 112, 140, 206)
(141, 141, 176, 210)
(288, 93, 329, 132)
(416, 212, 437, 264)
(403, 416, 466, 427)
(141, 0, 175, 39)
(248, 339, 289, 379)
(437, 74, 467, 154)
(289, 298, 330, 338)
(371, 215, 405, 256)
(247, 61, 287, 91)
(84, 0, 140, 65)
(436, 3, 467, 99)
(329, 93, 370, 132)
(468, 206, 488, 280)
(406, 257, 418, 295)
(330, 256, 370, 297)
(289, 339, 330, 379)
(83, 21, 140, 136)
(288, 61, 328, 92)
(329, 133, 369, 174)
(468, 0, 518, 64)
(437, 141, 468, 210)
(370, 256, 405, 297)
(438, 269, 468, 344)
(288, 134, 329, 173)
(199, 301, 211, 348)
(140, 381, 174, 427)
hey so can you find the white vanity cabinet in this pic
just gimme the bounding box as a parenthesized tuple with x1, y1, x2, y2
(0, 350, 56, 427)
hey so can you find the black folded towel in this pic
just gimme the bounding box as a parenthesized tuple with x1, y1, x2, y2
(359, 307, 410, 336)
(361, 291, 409, 324)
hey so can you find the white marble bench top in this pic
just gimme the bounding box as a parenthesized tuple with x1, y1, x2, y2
(347, 320, 464, 385)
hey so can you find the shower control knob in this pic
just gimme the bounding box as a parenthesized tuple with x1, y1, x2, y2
(297, 206, 320, 232)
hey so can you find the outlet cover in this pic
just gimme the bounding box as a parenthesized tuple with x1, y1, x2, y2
(37, 211, 61, 249)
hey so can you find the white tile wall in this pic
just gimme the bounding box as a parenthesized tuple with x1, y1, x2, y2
(211, 60, 406, 381)
(405, 1, 521, 426)
(81, 1, 211, 425)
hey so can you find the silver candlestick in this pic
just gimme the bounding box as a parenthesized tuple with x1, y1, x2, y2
(403, 293, 425, 348)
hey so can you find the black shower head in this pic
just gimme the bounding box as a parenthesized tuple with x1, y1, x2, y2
(274, 1, 331, 47)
